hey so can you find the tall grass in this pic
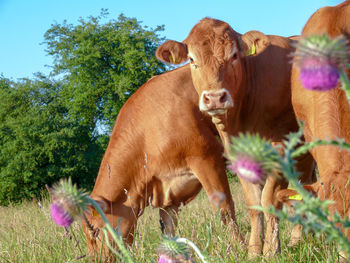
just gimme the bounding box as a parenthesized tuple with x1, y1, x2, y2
(0, 180, 340, 262)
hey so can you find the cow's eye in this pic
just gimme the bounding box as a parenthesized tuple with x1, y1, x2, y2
(189, 57, 198, 69)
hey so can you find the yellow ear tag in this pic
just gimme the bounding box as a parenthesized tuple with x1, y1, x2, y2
(288, 194, 302, 201)
(169, 53, 175, 64)
(246, 44, 256, 56)
(92, 209, 99, 217)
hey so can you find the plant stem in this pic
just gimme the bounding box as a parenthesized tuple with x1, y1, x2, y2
(340, 68, 350, 104)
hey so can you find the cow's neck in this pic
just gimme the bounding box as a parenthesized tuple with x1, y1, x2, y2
(236, 55, 295, 139)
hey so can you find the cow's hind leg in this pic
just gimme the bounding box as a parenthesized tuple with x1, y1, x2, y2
(159, 205, 179, 236)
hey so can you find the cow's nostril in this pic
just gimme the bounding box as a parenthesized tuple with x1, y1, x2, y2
(203, 94, 211, 105)
(219, 92, 227, 104)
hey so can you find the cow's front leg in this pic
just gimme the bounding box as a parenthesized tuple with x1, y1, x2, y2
(159, 205, 179, 236)
(238, 178, 264, 257)
(187, 156, 245, 244)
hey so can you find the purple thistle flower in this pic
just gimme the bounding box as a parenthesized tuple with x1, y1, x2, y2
(293, 34, 349, 92)
(299, 59, 339, 91)
(50, 203, 74, 227)
(48, 178, 90, 228)
(158, 254, 177, 263)
(209, 191, 226, 208)
(229, 156, 265, 184)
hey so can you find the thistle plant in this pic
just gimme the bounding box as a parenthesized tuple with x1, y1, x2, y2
(226, 133, 281, 184)
(157, 236, 191, 263)
(158, 236, 209, 263)
(225, 33, 350, 259)
(50, 178, 89, 227)
(49, 178, 134, 263)
(209, 191, 226, 208)
(50, 178, 210, 263)
(265, 128, 350, 257)
(293, 34, 350, 100)
(227, 128, 350, 257)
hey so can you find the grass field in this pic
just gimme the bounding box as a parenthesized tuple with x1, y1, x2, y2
(0, 180, 341, 263)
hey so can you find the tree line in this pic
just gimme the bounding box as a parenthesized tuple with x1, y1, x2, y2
(0, 11, 167, 205)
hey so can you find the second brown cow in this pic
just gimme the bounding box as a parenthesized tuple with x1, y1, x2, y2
(156, 18, 315, 256)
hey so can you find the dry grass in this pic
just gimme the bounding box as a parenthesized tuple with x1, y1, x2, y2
(0, 180, 341, 262)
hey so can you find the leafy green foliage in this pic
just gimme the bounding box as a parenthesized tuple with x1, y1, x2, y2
(0, 11, 166, 205)
(43, 10, 166, 130)
(0, 75, 103, 205)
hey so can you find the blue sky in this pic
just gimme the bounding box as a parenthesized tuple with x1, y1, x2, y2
(0, 0, 342, 80)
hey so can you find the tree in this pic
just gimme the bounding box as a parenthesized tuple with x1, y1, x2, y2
(43, 10, 166, 132)
(0, 12, 166, 205)
(0, 75, 103, 205)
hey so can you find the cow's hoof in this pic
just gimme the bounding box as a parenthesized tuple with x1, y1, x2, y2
(248, 245, 262, 259)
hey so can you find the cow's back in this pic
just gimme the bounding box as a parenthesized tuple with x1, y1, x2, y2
(302, 1, 350, 38)
(91, 65, 224, 207)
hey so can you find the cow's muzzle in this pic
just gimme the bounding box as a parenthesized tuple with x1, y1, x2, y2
(199, 89, 233, 116)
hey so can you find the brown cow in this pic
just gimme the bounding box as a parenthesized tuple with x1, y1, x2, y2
(156, 18, 315, 256)
(81, 65, 244, 261)
(289, 0, 350, 249)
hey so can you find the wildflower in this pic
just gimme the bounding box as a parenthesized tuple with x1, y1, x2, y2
(157, 236, 191, 263)
(158, 254, 177, 263)
(50, 203, 74, 227)
(209, 191, 226, 208)
(228, 156, 265, 184)
(293, 34, 349, 91)
(226, 133, 280, 184)
(49, 178, 89, 227)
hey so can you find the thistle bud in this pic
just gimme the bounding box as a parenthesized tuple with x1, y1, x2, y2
(209, 191, 226, 208)
(157, 236, 191, 263)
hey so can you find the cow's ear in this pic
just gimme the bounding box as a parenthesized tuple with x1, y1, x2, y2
(156, 40, 188, 64)
(89, 197, 110, 216)
(240, 30, 270, 56)
(276, 188, 299, 206)
(276, 183, 319, 206)
(303, 184, 319, 197)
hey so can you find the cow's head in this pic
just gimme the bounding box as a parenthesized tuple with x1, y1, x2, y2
(81, 197, 136, 262)
(156, 18, 270, 117)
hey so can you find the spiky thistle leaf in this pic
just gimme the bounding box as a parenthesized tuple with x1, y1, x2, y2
(157, 236, 190, 259)
(294, 34, 350, 67)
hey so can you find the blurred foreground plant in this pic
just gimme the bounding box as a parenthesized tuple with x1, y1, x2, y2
(293, 34, 350, 100)
(50, 178, 134, 263)
(50, 179, 208, 262)
(157, 235, 209, 263)
(227, 33, 350, 257)
(226, 128, 350, 256)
